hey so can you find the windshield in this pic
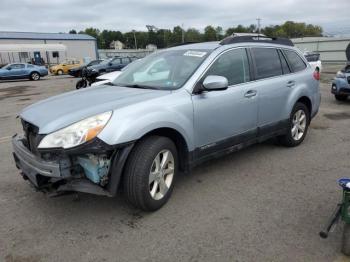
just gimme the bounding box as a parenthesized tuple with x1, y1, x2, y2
(2, 64, 10, 69)
(112, 49, 211, 90)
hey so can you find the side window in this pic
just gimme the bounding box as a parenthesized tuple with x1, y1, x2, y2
(251, 48, 282, 80)
(121, 58, 130, 64)
(12, 64, 25, 69)
(205, 48, 250, 86)
(278, 50, 291, 74)
(112, 58, 121, 64)
(283, 50, 307, 72)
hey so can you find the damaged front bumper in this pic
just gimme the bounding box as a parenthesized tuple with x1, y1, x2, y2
(12, 134, 133, 197)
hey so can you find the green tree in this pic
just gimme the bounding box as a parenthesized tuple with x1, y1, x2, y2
(69, 29, 77, 34)
(171, 26, 183, 45)
(185, 28, 202, 42)
(204, 25, 217, 41)
(215, 26, 224, 40)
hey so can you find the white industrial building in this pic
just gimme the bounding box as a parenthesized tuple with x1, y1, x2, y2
(0, 31, 98, 66)
(292, 37, 350, 63)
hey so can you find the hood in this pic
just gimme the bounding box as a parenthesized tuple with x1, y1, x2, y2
(96, 71, 122, 81)
(20, 85, 171, 134)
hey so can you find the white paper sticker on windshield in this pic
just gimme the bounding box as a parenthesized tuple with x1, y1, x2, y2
(183, 51, 207, 57)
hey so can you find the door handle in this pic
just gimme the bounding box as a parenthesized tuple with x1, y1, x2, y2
(244, 90, 257, 98)
(287, 80, 296, 87)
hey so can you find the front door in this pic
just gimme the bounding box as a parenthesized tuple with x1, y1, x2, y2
(192, 48, 258, 158)
(5, 64, 26, 78)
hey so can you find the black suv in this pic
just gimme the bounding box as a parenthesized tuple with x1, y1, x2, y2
(88, 57, 137, 74)
(68, 59, 104, 77)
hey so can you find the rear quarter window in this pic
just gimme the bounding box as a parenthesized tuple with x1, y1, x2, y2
(284, 50, 307, 72)
(251, 48, 282, 80)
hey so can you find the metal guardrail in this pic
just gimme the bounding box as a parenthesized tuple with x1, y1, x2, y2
(98, 49, 155, 59)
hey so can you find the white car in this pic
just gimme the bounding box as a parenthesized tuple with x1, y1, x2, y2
(91, 59, 140, 87)
(304, 52, 322, 72)
(91, 70, 122, 86)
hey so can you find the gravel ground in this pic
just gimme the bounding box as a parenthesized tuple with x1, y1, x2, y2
(0, 70, 350, 262)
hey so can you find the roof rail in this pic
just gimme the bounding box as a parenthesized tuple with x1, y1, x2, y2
(220, 35, 294, 47)
(169, 41, 199, 47)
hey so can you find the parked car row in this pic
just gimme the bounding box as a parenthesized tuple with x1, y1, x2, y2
(0, 56, 138, 82)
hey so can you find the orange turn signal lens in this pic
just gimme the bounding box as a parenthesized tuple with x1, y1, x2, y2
(85, 126, 104, 141)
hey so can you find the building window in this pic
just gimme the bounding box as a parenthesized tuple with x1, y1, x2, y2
(52, 51, 59, 58)
(19, 52, 29, 59)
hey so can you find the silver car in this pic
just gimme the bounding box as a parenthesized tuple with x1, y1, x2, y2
(12, 35, 321, 211)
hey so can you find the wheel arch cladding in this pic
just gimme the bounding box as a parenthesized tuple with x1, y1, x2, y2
(296, 96, 312, 117)
(140, 128, 190, 172)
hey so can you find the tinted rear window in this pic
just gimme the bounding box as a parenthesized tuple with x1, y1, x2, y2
(251, 48, 282, 80)
(278, 50, 291, 74)
(284, 50, 307, 72)
(304, 53, 320, 62)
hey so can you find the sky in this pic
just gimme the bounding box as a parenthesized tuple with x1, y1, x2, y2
(1, 0, 349, 35)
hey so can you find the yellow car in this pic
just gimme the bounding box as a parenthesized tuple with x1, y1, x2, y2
(50, 59, 82, 75)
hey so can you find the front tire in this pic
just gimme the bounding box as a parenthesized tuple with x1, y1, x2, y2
(123, 136, 178, 211)
(76, 79, 87, 89)
(30, 72, 40, 81)
(342, 223, 350, 256)
(57, 69, 63, 75)
(335, 95, 348, 101)
(278, 102, 310, 147)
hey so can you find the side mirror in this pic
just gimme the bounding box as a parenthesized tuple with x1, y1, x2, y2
(7, 67, 11, 70)
(62, 64, 66, 66)
(108, 62, 113, 66)
(202, 75, 228, 91)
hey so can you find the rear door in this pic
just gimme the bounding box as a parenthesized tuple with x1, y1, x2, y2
(110, 58, 122, 71)
(248, 47, 293, 132)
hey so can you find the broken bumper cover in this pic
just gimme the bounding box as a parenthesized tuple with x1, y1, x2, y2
(12, 135, 62, 187)
(12, 134, 134, 196)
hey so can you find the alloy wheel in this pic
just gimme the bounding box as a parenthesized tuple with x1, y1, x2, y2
(291, 109, 306, 141)
(149, 149, 175, 200)
(32, 73, 40, 80)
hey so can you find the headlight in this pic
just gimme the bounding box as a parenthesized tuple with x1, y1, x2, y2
(38, 111, 112, 149)
(336, 71, 346, 78)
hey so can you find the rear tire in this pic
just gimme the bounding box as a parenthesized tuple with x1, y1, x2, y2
(335, 95, 348, 101)
(342, 223, 350, 256)
(30, 72, 40, 81)
(278, 102, 310, 147)
(123, 136, 178, 211)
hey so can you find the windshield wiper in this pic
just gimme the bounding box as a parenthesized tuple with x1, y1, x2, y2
(123, 84, 159, 90)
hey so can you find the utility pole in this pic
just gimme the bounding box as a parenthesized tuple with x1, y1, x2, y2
(182, 23, 185, 43)
(132, 30, 137, 49)
(256, 18, 261, 35)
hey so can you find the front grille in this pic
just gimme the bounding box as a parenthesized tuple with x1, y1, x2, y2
(21, 120, 42, 155)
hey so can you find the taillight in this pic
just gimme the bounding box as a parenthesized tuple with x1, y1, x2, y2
(313, 68, 320, 81)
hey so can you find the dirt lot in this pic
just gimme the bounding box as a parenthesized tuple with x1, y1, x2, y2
(1, 70, 350, 262)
